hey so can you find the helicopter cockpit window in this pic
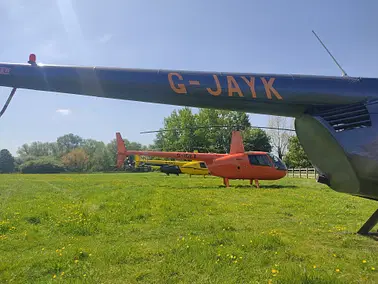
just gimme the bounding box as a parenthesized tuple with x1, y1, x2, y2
(248, 154, 272, 166)
(268, 154, 287, 170)
(199, 162, 207, 168)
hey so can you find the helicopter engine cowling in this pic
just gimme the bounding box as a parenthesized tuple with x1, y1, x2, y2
(295, 101, 378, 201)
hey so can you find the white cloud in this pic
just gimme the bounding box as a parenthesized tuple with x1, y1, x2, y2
(56, 109, 72, 116)
(98, 34, 113, 44)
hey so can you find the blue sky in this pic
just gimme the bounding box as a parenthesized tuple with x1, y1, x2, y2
(1, 0, 378, 155)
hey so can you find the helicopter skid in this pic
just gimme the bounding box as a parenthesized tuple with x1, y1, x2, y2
(357, 208, 378, 236)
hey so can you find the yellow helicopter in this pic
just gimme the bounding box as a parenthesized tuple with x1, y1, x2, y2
(134, 151, 209, 177)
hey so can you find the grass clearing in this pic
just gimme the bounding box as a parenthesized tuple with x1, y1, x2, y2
(0, 173, 377, 283)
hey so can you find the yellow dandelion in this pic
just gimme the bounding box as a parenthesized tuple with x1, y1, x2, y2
(333, 254, 337, 257)
(268, 280, 273, 284)
(55, 249, 59, 253)
(313, 265, 317, 269)
(41, 248, 45, 251)
(61, 272, 65, 276)
(53, 274, 56, 279)
(83, 274, 87, 277)
(362, 260, 367, 263)
(74, 259, 79, 264)
(335, 268, 340, 272)
(372, 267, 375, 271)
(59, 253, 62, 256)
(271, 269, 278, 274)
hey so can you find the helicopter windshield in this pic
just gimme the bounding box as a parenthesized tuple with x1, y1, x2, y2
(199, 162, 207, 168)
(268, 154, 287, 171)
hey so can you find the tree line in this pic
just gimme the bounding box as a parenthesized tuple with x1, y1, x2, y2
(0, 133, 147, 173)
(0, 108, 311, 174)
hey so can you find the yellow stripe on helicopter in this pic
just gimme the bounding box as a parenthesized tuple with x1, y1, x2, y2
(134, 150, 209, 176)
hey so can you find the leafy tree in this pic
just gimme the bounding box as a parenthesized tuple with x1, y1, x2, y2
(57, 134, 83, 156)
(195, 110, 251, 153)
(61, 148, 89, 172)
(0, 149, 15, 173)
(243, 129, 272, 152)
(81, 140, 113, 172)
(191, 108, 221, 152)
(13, 156, 24, 172)
(217, 110, 251, 153)
(82, 139, 111, 171)
(153, 108, 253, 153)
(284, 136, 312, 168)
(17, 143, 30, 158)
(17, 142, 58, 159)
(154, 107, 199, 152)
(82, 139, 102, 157)
(90, 145, 113, 172)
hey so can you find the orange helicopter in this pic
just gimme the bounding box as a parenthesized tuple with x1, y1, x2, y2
(116, 130, 288, 187)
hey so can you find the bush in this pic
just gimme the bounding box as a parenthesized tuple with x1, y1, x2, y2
(19, 157, 66, 174)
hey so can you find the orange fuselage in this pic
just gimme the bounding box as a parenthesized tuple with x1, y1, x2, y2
(207, 152, 286, 180)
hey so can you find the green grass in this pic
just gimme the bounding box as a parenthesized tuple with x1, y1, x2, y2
(0, 173, 377, 283)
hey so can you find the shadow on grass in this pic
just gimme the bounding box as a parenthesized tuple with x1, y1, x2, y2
(365, 233, 378, 241)
(335, 231, 378, 242)
(175, 184, 299, 190)
(234, 184, 298, 189)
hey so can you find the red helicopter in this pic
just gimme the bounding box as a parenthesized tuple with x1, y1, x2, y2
(116, 130, 287, 187)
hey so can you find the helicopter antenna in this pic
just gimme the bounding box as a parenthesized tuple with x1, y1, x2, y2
(312, 30, 348, 77)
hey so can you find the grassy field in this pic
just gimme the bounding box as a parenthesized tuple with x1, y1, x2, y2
(0, 173, 377, 283)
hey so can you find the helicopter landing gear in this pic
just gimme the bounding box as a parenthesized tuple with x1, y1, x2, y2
(250, 179, 260, 188)
(1, 55, 37, 119)
(357, 209, 378, 236)
(223, 178, 230, 187)
(0, 87, 17, 118)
